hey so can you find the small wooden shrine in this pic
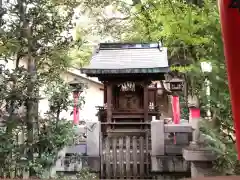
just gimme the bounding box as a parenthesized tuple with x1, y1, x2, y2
(81, 43, 170, 136)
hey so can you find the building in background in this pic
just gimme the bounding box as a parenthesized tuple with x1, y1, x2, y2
(58, 67, 104, 121)
(0, 60, 104, 122)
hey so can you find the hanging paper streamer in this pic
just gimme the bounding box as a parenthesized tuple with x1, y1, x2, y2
(172, 96, 180, 124)
(219, 0, 240, 159)
(73, 91, 80, 125)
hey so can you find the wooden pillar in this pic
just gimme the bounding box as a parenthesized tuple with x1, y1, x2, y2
(107, 83, 112, 123)
(154, 83, 157, 110)
(144, 83, 148, 122)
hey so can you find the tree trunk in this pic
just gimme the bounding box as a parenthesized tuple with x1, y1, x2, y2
(17, 0, 37, 176)
(26, 53, 36, 177)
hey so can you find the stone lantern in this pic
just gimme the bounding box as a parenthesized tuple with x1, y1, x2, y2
(168, 77, 184, 92)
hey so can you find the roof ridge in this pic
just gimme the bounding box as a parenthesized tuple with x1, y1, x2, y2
(99, 42, 160, 50)
(67, 68, 103, 85)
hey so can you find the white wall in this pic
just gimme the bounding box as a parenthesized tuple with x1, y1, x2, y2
(79, 80, 103, 121)
(60, 72, 104, 121)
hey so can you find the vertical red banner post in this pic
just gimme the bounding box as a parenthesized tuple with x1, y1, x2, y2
(73, 91, 80, 125)
(219, 0, 240, 159)
(172, 96, 180, 144)
(172, 96, 180, 124)
(69, 79, 83, 126)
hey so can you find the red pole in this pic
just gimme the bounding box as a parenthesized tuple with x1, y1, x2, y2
(73, 91, 80, 125)
(219, 0, 240, 159)
(172, 96, 180, 124)
(172, 95, 180, 144)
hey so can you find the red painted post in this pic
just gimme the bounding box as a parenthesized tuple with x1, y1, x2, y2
(73, 91, 80, 125)
(219, 0, 240, 159)
(172, 96, 180, 144)
(172, 96, 180, 124)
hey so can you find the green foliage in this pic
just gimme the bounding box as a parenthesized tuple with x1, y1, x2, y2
(44, 79, 73, 116)
(32, 119, 75, 177)
(44, 77, 86, 120)
(200, 120, 237, 174)
(57, 167, 98, 180)
(0, 0, 88, 177)
(76, 167, 98, 179)
(69, 45, 92, 68)
(0, 66, 86, 178)
(0, 0, 85, 71)
(121, 0, 235, 173)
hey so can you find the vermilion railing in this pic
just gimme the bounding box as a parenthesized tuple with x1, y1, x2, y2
(219, 0, 240, 159)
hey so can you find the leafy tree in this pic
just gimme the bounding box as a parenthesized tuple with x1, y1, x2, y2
(121, 0, 236, 174)
(68, 0, 134, 68)
(0, 66, 86, 178)
(0, 0, 88, 177)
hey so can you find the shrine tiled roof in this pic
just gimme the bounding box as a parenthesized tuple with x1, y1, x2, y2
(80, 43, 169, 75)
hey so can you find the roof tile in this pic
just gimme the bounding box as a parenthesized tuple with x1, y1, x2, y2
(84, 47, 168, 69)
